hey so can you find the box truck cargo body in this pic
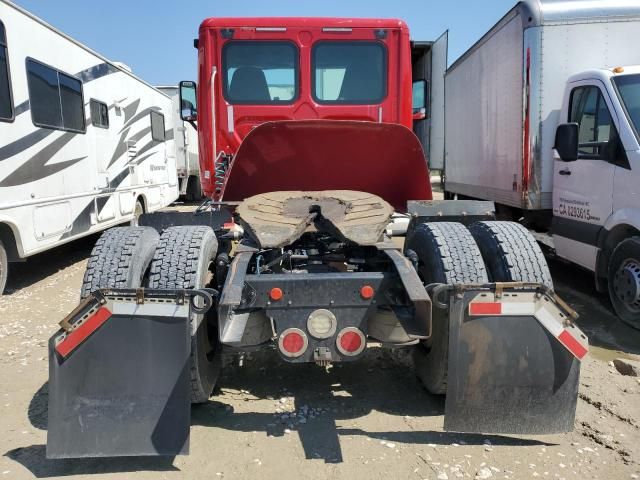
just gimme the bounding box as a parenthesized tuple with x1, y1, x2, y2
(445, 0, 640, 210)
(444, 0, 640, 328)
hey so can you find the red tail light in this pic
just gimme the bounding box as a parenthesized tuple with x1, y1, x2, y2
(278, 328, 308, 358)
(336, 327, 366, 356)
(360, 285, 375, 299)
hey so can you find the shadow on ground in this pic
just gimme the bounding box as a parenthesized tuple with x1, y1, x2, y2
(194, 348, 551, 464)
(14, 348, 550, 475)
(4, 445, 178, 478)
(4, 234, 99, 294)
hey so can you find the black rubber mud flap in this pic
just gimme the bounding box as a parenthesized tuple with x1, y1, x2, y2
(444, 289, 583, 435)
(47, 292, 192, 458)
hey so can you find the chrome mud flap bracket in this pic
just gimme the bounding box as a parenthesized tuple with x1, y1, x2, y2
(443, 284, 588, 435)
(47, 289, 213, 458)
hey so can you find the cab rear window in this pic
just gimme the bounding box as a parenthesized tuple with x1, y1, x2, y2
(222, 41, 298, 104)
(312, 41, 387, 104)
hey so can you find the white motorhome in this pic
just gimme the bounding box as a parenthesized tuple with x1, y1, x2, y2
(443, 0, 640, 327)
(0, 0, 179, 294)
(156, 85, 201, 201)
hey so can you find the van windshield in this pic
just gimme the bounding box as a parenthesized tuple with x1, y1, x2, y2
(613, 74, 640, 141)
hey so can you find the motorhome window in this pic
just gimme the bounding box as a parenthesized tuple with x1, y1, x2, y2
(569, 86, 614, 159)
(26, 59, 85, 132)
(312, 41, 387, 104)
(59, 73, 84, 131)
(0, 20, 14, 122)
(222, 41, 298, 104)
(613, 74, 640, 142)
(90, 99, 109, 129)
(150, 111, 165, 141)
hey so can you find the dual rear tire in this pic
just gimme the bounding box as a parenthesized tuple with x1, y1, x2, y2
(406, 221, 552, 395)
(81, 225, 220, 403)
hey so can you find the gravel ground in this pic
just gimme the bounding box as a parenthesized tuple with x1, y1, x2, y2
(0, 199, 639, 479)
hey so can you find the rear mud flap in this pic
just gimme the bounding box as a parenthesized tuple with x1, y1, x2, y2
(444, 287, 586, 435)
(47, 290, 197, 458)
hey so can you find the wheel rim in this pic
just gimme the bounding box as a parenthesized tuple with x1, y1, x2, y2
(613, 258, 640, 312)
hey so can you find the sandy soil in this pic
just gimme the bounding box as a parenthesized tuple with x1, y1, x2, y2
(0, 200, 639, 480)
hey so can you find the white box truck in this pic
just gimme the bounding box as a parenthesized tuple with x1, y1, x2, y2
(443, 0, 640, 328)
(0, 0, 179, 294)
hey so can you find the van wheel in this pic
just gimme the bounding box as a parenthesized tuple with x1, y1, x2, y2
(405, 222, 488, 394)
(81, 227, 159, 298)
(130, 199, 145, 226)
(148, 226, 221, 403)
(0, 239, 8, 295)
(469, 221, 553, 288)
(608, 237, 640, 330)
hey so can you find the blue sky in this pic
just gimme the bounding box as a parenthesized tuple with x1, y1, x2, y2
(14, 0, 515, 86)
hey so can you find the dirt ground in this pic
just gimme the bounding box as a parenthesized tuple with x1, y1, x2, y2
(1, 198, 639, 479)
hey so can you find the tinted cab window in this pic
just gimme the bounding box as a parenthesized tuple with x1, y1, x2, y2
(223, 41, 298, 104)
(312, 41, 386, 104)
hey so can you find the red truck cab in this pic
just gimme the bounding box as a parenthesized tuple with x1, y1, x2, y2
(181, 18, 448, 209)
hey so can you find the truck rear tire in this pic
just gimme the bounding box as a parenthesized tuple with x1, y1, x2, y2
(0, 239, 7, 295)
(405, 222, 488, 394)
(148, 226, 221, 403)
(469, 221, 553, 288)
(81, 227, 159, 299)
(608, 237, 640, 330)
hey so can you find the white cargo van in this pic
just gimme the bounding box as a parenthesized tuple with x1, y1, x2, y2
(443, 0, 640, 327)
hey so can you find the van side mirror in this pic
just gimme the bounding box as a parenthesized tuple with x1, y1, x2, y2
(554, 123, 579, 162)
(179, 81, 197, 121)
(412, 80, 427, 120)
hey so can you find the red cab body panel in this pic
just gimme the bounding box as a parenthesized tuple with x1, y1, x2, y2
(195, 17, 431, 208)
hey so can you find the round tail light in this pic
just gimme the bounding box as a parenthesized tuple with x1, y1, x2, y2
(360, 285, 375, 299)
(278, 328, 308, 358)
(336, 327, 366, 356)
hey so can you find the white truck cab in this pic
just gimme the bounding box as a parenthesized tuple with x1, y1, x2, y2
(553, 66, 640, 326)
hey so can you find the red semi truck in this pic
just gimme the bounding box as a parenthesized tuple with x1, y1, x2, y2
(46, 18, 588, 458)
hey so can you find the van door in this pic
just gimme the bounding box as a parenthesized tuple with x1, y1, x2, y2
(428, 31, 447, 173)
(552, 81, 617, 270)
(411, 31, 447, 172)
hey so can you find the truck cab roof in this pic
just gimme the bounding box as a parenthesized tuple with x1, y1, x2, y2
(199, 17, 408, 31)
